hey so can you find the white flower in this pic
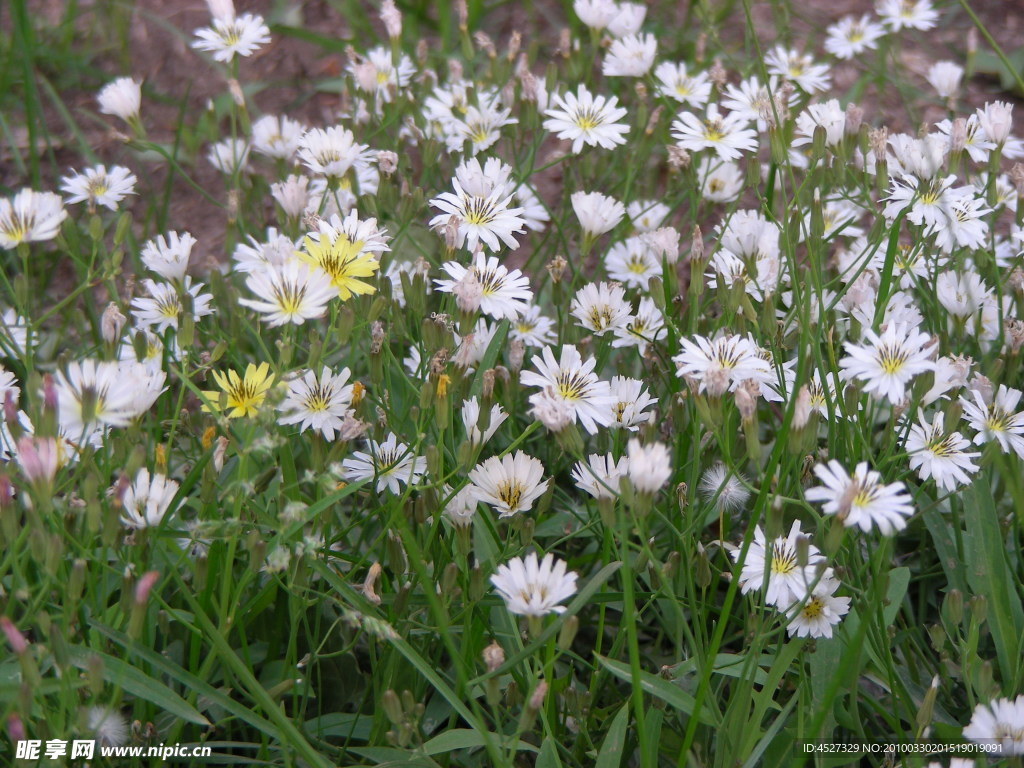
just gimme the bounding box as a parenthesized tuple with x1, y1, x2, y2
(521, 344, 616, 434)
(543, 85, 630, 154)
(340, 433, 427, 494)
(435, 253, 533, 319)
(902, 410, 980, 493)
(697, 157, 744, 203)
(131, 278, 215, 333)
(607, 376, 655, 431)
(511, 305, 557, 348)
(141, 231, 197, 280)
(570, 281, 631, 336)
(61, 165, 137, 211)
(838, 322, 936, 406)
(877, 0, 938, 31)
(97, 77, 141, 122)
(607, 2, 646, 36)
(238, 262, 336, 327)
(824, 15, 887, 59)
(792, 100, 846, 149)
(573, 0, 619, 30)
(0, 189, 67, 249)
(298, 126, 372, 180)
(959, 385, 1024, 459)
(277, 367, 354, 441)
(207, 138, 250, 174)
(926, 61, 964, 99)
(731, 521, 825, 608)
(192, 12, 271, 62)
(490, 552, 577, 617)
(626, 200, 669, 233)
(962, 696, 1024, 755)
(764, 46, 832, 94)
(461, 396, 507, 447)
(805, 460, 915, 535)
(120, 469, 181, 530)
(626, 439, 671, 494)
(349, 47, 415, 102)
(468, 451, 548, 518)
(672, 104, 758, 161)
(231, 228, 297, 273)
(429, 179, 526, 252)
(251, 114, 306, 160)
(935, 272, 990, 320)
(602, 33, 657, 77)
(443, 485, 479, 528)
(572, 453, 628, 499)
(55, 359, 140, 438)
(784, 575, 850, 638)
(271, 175, 310, 219)
(612, 296, 667, 349)
(571, 191, 625, 238)
(654, 62, 712, 108)
(605, 237, 660, 290)
(673, 334, 772, 398)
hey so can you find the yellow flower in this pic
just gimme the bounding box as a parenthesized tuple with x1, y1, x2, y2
(202, 362, 275, 418)
(297, 230, 379, 301)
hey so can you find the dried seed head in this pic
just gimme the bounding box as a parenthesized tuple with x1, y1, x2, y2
(667, 145, 691, 170)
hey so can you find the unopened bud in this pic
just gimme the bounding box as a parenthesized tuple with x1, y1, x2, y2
(101, 303, 126, 344)
(483, 641, 505, 672)
(377, 150, 398, 176)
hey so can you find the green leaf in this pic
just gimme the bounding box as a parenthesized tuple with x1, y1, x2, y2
(421, 729, 538, 756)
(883, 567, 910, 627)
(963, 483, 1024, 683)
(595, 655, 718, 726)
(536, 737, 562, 768)
(595, 704, 630, 768)
(67, 647, 210, 726)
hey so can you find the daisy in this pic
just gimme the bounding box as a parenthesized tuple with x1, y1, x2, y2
(0, 308, 30, 356)
(959, 385, 1024, 459)
(607, 2, 645, 36)
(612, 297, 667, 349)
(511, 305, 557, 347)
(902, 410, 980, 492)
(429, 179, 526, 252)
(697, 157, 744, 203)
(627, 200, 669, 233)
(672, 334, 772, 398)
(443, 104, 518, 155)
(926, 62, 964, 99)
(838, 322, 936, 405)
(296, 211, 389, 300)
(207, 138, 249, 174)
(654, 62, 712, 108)
(238, 262, 336, 327)
(626, 439, 672, 494)
(202, 362, 275, 419)
(805, 460, 915, 535)
(764, 46, 832, 94)
(251, 114, 306, 160)
(349, 46, 415, 103)
(605, 237, 661, 289)
(231, 228, 298, 273)
(784, 575, 851, 639)
(935, 272, 989, 321)
(97, 77, 141, 123)
(573, 0, 619, 30)
(571, 191, 625, 239)
(962, 696, 1024, 755)
(271, 175, 310, 219)
(461, 396, 507, 447)
(521, 345, 615, 434)
(341, 433, 427, 494)
(435, 253, 533, 320)
(443, 485, 479, 528)
(876, 0, 939, 31)
(140, 231, 196, 280)
(570, 281, 631, 336)
(119, 469, 181, 530)
(192, 12, 271, 62)
(602, 33, 657, 77)
(572, 453, 628, 499)
(824, 15, 887, 59)
(0, 189, 67, 249)
(732, 521, 825, 608)
(607, 376, 655, 431)
(277, 367, 354, 440)
(468, 451, 548, 518)
(61, 165, 137, 211)
(976, 101, 1014, 147)
(54, 359, 139, 437)
(543, 85, 630, 154)
(130, 278, 215, 333)
(721, 75, 794, 130)
(490, 552, 577, 617)
(297, 126, 372, 182)
(792, 100, 847, 149)
(671, 104, 758, 161)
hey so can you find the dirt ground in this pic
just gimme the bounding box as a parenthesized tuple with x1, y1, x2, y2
(5, 0, 1023, 270)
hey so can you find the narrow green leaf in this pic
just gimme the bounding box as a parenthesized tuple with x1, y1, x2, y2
(536, 737, 562, 768)
(595, 704, 630, 768)
(421, 728, 538, 755)
(595, 655, 718, 726)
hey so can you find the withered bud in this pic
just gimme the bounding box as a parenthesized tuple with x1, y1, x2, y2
(967, 28, 978, 56)
(362, 562, 383, 605)
(1004, 318, 1024, 354)
(474, 31, 496, 58)
(791, 385, 813, 430)
(1009, 163, 1024, 197)
(377, 150, 399, 176)
(645, 105, 664, 135)
(379, 0, 402, 39)
(456, 0, 468, 30)
(695, 32, 707, 62)
(134, 571, 159, 606)
(689, 225, 705, 265)
(213, 436, 229, 472)
(227, 78, 245, 107)
(481, 368, 496, 400)
(338, 415, 371, 442)
(447, 58, 463, 82)
(429, 349, 449, 376)
(508, 339, 526, 374)
(948, 118, 968, 154)
(557, 28, 571, 58)
(483, 641, 505, 672)
(967, 373, 993, 404)
(1007, 266, 1024, 294)
(844, 103, 863, 136)
(518, 67, 539, 103)
(634, 81, 647, 101)
(708, 59, 728, 89)
(868, 127, 888, 161)
(528, 680, 548, 711)
(704, 367, 730, 399)
(507, 31, 521, 62)
(442, 215, 461, 250)
(101, 302, 127, 344)
(667, 145, 691, 170)
(415, 39, 428, 64)
(452, 268, 483, 313)
(370, 321, 386, 354)
(734, 379, 759, 422)
(547, 255, 568, 284)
